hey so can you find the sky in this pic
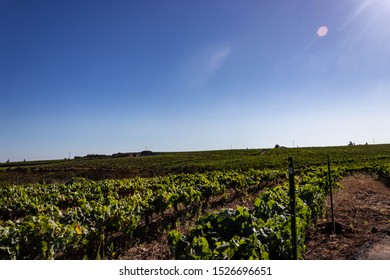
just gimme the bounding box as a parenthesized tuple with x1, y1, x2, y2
(1, 0, 390, 161)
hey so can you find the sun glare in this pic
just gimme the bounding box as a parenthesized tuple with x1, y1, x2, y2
(316, 26, 328, 37)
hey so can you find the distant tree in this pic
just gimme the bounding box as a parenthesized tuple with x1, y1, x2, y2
(6, 159, 9, 163)
(274, 144, 280, 149)
(141, 150, 154, 156)
(348, 141, 355, 146)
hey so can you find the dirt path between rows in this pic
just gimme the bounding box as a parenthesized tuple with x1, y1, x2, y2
(304, 174, 390, 260)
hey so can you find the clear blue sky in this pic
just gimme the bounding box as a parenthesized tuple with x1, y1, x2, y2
(1, 0, 390, 161)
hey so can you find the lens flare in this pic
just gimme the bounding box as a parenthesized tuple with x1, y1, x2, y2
(317, 26, 329, 37)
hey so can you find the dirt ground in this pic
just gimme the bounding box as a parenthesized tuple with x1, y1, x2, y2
(304, 174, 390, 260)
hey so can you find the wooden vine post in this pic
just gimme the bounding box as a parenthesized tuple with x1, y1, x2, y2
(288, 157, 298, 260)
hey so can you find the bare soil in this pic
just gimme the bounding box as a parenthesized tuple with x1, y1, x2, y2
(304, 174, 390, 260)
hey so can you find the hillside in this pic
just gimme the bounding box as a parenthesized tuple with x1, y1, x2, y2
(1, 144, 390, 185)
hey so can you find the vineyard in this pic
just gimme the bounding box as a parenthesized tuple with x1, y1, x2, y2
(1, 145, 390, 259)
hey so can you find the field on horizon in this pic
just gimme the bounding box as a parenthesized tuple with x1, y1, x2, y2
(1, 144, 390, 260)
(1, 144, 390, 185)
